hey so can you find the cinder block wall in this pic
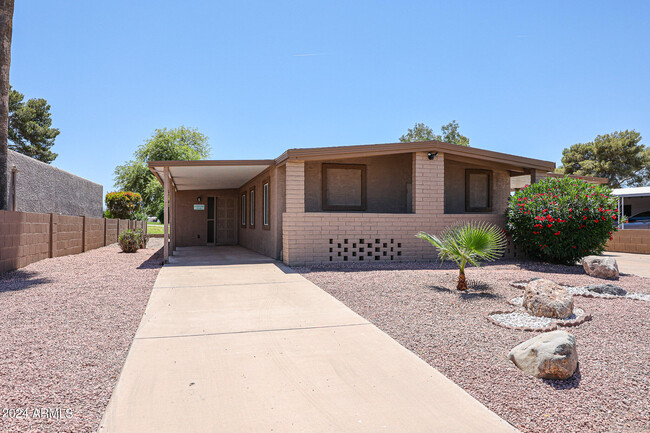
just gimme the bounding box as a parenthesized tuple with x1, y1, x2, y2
(52, 214, 84, 258)
(0, 210, 50, 272)
(606, 230, 650, 254)
(105, 219, 118, 245)
(5, 150, 103, 217)
(85, 217, 106, 251)
(0, 210, 146, 273)
(282, 152, 507, 266)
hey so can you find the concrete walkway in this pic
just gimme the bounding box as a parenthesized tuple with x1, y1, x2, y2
(603, 251, 650, 278)
(99, 246, 518, 433)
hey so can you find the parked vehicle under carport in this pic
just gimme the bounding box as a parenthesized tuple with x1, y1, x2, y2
(622, 211, 650, 229)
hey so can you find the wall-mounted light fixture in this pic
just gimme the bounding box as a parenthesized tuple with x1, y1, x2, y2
(197, 196, 202, 202)
(427, 151, 439, 160)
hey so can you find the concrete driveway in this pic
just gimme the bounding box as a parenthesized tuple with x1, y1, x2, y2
(99, 246, 518, 433)
(603, 251, 650, 278)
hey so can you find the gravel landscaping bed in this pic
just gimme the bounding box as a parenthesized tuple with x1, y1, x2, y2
(0, 239, 163, 433)
(298, 260, 650, 433)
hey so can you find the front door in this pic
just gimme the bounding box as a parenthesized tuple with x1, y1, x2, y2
(206, 197, 216, 245)
(216, 197, 236, 245)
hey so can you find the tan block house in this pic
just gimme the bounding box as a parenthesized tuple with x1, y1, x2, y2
(150, 141, 555, 266)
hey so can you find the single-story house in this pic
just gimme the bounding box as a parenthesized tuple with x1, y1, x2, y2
(1, 149, 103, 217)
(149, 141, 555, 266)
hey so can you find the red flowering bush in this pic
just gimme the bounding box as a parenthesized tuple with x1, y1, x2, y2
(506, 177, 619, 265)
(105, 191, 142, 219)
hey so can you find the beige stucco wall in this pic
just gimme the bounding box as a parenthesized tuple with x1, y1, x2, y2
(283, 152, 508, 266)
(174, 189, 239, 247)
(444, 159, 510, 214)
(304, 154, 412, 213)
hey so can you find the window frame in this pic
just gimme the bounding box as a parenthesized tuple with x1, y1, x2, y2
(240, 193, 247, 228)
(249, 186, 255, 228)
(262, 179, 270, 230)
(464, 169, 493, 212)
(321, 163, 367, 212)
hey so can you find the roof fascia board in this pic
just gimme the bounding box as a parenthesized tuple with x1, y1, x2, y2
(148, 159, 275, 168)
(277, 141, 554, 171)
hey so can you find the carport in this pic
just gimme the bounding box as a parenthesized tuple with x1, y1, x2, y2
(149, 160, 274, 262)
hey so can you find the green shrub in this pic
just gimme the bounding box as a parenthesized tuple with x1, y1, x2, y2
(506, 177, 619, 265)
(105, 191, 142, 219)
(156, 206, 164, 224)
(118, 229, 142, 253)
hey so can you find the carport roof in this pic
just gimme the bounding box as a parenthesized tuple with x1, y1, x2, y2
(612, 186, 650, 198)
(149, 160, 273, 190)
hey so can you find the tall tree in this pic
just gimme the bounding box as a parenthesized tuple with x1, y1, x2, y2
(440, 120, 470, 147)
(399, 120, 470, 146)
(561, 130, 649, 188)
(114, 126, 211, 216)
(0, 0, 15, 210)
(8, 87, 60, 163)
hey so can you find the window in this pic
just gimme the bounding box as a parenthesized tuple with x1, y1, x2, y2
(249, 187, 255, 228)
(263, 180, 270, 229)
(465, 169, 492, 212)
(322, 163, 367, 211)
(241, 193, 247, 227)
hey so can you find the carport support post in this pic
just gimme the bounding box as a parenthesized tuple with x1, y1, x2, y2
(170, 184, 175, 254)
(163, 166, 169, 263)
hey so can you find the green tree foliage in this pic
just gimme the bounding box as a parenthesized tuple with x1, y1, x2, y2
(114, 126, 210, 216)
(399, 120, 470, 146)
(560, 130, 649, 188)
(8, 87, 60, 163)
(105, 191, 142, 219)
(506, 177, 619, 265)
(416, 222, 506, 291)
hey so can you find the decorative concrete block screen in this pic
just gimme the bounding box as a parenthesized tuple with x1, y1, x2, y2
(606, 230, 650, 254)
(0, 210, 146, 273)
(329, 237, 402, 262)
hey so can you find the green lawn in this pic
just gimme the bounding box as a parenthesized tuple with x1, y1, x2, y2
(147, 223, 164, 234)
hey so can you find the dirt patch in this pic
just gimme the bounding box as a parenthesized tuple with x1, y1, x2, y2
(299, 260, 650, 433)
(0, 239, 163, 433)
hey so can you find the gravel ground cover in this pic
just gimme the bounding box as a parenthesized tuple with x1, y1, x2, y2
(298, 260, 650, 433)
(0, 239, 163, 433)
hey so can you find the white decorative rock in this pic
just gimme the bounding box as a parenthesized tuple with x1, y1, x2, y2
(523, 279, 574, 319)
(508, 330, 578, 380)
(581, 256, 619, 279)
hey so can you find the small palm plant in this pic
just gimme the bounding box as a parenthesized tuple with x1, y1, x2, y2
(416, 222, 507, 291)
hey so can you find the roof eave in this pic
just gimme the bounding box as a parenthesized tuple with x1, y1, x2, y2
(276, 141, 555, 172)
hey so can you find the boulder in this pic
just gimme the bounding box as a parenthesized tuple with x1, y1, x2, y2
(508, 330, 578, 380)
(523, 279, 574, 319)
(585, 283, 627, 296)
(581, 256, 619, 279)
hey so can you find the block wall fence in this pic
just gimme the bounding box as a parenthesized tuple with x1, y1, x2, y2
(0, 210, 146, 273)
(606, 230, 650, 254)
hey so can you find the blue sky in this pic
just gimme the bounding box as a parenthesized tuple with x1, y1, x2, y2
(10, 1, 650, 191)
